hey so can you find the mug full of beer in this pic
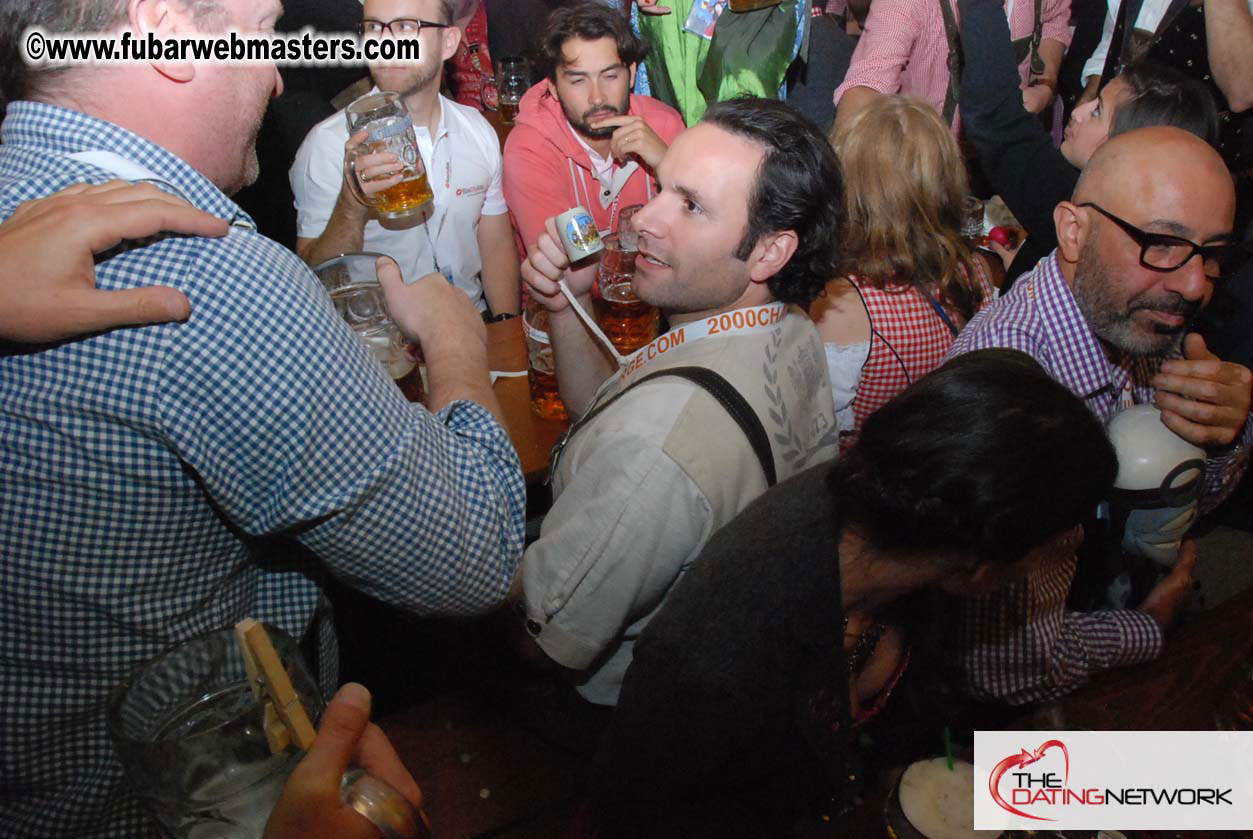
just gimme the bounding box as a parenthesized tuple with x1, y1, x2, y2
(596, 234, 658, 354)
(345, 91, 433, 221)
(523, 307, 569, 422)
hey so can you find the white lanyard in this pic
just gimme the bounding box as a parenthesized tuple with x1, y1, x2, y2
(422, 152, 453, 280)
(613, 301, 788, 388)
(557, 281, 786, 386)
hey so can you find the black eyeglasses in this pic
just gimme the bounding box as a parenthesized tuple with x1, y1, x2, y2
(1079, 202, 1249, 281)
(358, 18, 450, 37)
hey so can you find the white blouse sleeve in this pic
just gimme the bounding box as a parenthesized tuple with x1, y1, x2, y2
(824, 341, 870, 435)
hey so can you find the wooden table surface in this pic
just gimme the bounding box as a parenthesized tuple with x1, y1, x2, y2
(484, 317, 568, 485)
(1050, 582, 1253, 730)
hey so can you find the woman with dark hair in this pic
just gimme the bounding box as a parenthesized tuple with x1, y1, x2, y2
(584, 349, 1118, 837)
(814, 95, 996, 451)
(958, 0, 1220, 281)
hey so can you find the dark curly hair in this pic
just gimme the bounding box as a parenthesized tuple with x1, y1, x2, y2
(540, 2, 647, 82)
(699, 97, 845, 308)
(829, 349, 1116, 563)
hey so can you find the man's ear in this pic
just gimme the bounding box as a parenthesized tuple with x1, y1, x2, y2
(440, 23, 463, 63)
(628, 62, 637, 92)
(129, 0, 195, 83)
(747, 229, 798, 285)
(1053, 200, 1090, 266)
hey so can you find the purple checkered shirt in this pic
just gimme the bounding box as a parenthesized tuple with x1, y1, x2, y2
(945, 251, 1251, 704)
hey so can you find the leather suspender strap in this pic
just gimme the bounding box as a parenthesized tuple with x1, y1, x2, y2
(1009, 0, 1046, 76)
(1030, 0, 1044, 75)
(941, 0, 1045, 126)
(550, 366, 778, 488)
(938, 0, 962, 126)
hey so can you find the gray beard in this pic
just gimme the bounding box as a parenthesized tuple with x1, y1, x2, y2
(1072, 244, 1195, 358)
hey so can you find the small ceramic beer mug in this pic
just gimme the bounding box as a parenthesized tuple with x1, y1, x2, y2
(555, 206, 604, 263)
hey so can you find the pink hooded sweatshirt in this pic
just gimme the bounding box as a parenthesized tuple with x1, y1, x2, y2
(503, 80, 686, 255)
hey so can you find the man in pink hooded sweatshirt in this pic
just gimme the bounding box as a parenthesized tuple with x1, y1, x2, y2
(503, 2, 685, 253)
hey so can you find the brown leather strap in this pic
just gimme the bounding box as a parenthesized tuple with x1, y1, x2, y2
(938, 0, 962, 125)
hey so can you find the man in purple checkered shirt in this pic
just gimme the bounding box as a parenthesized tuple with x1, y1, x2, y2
(948, 125, 1251, 705)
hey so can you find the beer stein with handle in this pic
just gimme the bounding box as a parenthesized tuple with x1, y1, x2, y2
(345, 91, 433, 221)
(495, 57, 530, 125)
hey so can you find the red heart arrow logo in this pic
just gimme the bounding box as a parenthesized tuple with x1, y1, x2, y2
(988, 739, 1069, 821)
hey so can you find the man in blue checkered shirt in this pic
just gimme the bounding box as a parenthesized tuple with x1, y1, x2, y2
(0, 1, 526, 836)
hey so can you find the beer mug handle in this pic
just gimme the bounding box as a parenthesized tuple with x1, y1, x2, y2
(345, 144, 375, 208)
(480, 76, 499, 112)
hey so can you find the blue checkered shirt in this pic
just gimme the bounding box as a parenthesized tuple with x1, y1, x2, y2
(0, 102, 525, 838)
(946, 251, 1251, 704)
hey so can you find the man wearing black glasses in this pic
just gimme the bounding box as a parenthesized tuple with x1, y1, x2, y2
(291, 0, 521, 319)
(946, 125, 1250, 706)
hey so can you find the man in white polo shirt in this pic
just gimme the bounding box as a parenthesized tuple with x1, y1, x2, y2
(290, 0, 520, 317)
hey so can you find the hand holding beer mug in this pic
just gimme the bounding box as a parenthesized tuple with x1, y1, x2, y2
(344, 91, 433, 221)
(108, 624, 430, 839)
(313, 252, 425, 403)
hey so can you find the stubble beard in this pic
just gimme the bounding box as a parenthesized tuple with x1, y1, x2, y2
(373, 60, 441, 100)
(1072, 236, 1196, 358)
(563, 95, 629, 141)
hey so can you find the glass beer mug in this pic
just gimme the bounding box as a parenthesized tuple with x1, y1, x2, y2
(495, 57, 530, 125)
(345, 91, 433, 220)
(108, 624, 428, 839)
(596, 233, 658, 354)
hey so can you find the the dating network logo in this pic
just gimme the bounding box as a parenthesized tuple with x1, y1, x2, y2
(989, 739, 1070, 821)
(987, 736, 1232, 822)
(976, 731, 1249, 831)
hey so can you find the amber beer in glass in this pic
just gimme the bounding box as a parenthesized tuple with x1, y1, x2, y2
(373, 173, 433, 219)
(596, 234, 659, 354)
(496, 57, 530, 126)
(524, 306, 569, 421)
(345, 91, 433, 221)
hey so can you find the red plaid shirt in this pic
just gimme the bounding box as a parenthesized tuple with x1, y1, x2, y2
(846, 258, 996, 443)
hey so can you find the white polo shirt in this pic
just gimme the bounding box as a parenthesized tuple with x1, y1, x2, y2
(290, 90, 508, 311)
